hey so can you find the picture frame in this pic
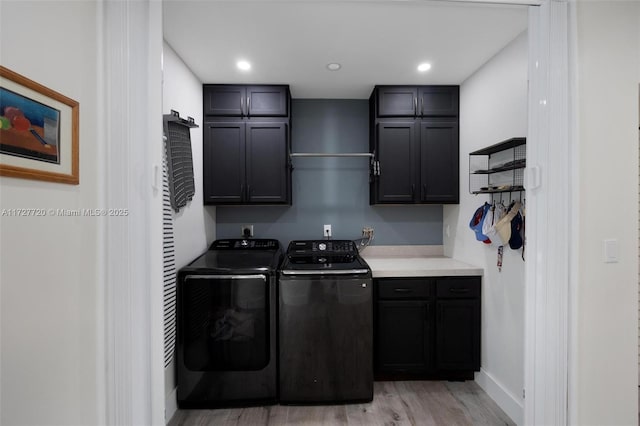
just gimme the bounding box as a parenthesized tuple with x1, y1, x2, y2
(0, 66, 79, 184)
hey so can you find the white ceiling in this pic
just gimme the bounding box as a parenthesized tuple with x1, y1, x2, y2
(163, 1, 528, 99)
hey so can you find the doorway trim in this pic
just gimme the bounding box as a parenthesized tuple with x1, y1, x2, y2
(99, 0, 574, 424)
(524, 1, 572, 425)
(101, 0, 165, 424)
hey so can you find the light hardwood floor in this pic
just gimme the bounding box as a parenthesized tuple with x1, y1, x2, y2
(169, 381, 515, 426)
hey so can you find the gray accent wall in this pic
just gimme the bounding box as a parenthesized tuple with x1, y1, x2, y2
(215, 99, 443, 246)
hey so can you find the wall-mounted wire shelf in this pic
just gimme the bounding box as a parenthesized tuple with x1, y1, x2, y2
(469, 137, 526, 196)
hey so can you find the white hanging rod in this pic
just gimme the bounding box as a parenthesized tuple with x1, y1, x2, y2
(290, 152, 374, 158)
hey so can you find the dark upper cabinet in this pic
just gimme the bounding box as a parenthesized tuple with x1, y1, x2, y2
(203, 122, 245, 204)
(376, 86, 419, 117)
(204, 85, 246, 116)
(374, 85, 459, 118)
(370, 85, 459, 205)
(375, 121, 418, 203)
(245, 122, 289, 203)
(203, 84, 291, 205)
(204, 121, 290, 205)
(420, 120, 459, 203)
(372, 118, 459, 204)
(246, 86, 289, 117)
(204, 85, 289, 117)
(418, 86, 459, 117)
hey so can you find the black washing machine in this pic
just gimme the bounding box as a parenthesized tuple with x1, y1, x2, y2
(176, 239, 282, 408)
(278, 240, 373, 404)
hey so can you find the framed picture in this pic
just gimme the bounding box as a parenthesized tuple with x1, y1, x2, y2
(0, 66, 79, 184)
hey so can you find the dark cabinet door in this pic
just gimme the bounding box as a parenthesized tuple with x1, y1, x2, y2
(435, 299, 480, 371)
(377, 300, 431, 372)
(375, 121, 418, 203)
(376, 87, 418, 117)
(245, 122, 289, 203)
(418, 86, 459, 117)
(204, 85, 246, 116)
(203, 122, 246, 204)
(420, 120, 459, 203)
(246, 86, 288, 117)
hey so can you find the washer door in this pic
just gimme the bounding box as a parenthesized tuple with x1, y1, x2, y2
(181, 274, 269, 371)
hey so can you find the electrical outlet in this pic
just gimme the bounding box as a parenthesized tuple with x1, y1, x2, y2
(362, 227, 374, 239)
(323, 224, 332, 238)
(241, 225, 254, 237)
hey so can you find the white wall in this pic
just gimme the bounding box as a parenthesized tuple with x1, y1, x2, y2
(0, 1, 101, 425)
(161, 41, 216, 423)
(443, 31, 528, 425)
(573, 2, 640, 424)
(162, 42, 215, 271)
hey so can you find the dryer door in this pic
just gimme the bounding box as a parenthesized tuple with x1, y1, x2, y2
(180, 274, 269, 371)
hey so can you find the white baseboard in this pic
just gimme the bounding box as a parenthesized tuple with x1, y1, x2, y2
(165, 386, 178, 425)
(475, 369, 523, 425)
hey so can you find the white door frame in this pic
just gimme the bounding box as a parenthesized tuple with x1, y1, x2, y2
(101, 0, 165, 425)
(99, 1, 574, 425)
(524, 1, 572, 425)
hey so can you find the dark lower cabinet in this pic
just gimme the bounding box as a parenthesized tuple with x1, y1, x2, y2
(377, 300, 431, 372)
(375, 276, 480, 379)
(436, 300, 480, 371)
(204, 121, 290, 205)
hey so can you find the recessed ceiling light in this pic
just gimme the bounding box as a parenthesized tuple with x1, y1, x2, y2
(326, 63, 341, 71)
(417, 63, 432, 72)
(237, 60, 251, 71)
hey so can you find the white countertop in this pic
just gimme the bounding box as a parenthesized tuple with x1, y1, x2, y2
(359, 246, 483, 278)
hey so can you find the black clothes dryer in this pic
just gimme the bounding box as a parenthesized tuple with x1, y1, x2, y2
(176, 239, 282, 408)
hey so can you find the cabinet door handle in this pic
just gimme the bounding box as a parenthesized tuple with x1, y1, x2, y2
(246, 184, 251, 199)
(240, 97, 244, 117)
(413, 98, 417, 117)
(247, 96, 251, 117)
(393, 288, 412, 293)
(421, 97, 424, 116)
(449, 288, 471, 293)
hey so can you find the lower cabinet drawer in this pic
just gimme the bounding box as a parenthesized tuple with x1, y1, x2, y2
(377, 278, 430, 299)
(435, 277, 480, 298)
